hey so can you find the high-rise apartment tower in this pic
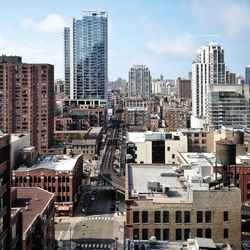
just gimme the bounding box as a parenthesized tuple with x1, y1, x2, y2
(0, 56, 54, 154)
(128, 65, 151, 99)
(191, 42, 226, 127)
(64, 11, 108, 101)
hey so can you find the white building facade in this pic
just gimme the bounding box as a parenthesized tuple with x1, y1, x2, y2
(126, 131, 187, 164)
(191, 42, 226, 128)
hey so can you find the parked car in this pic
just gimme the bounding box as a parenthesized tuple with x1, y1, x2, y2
(110, 204, 115, 211)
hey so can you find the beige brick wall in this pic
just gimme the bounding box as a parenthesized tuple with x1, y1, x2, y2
(127, 189, 241, 249)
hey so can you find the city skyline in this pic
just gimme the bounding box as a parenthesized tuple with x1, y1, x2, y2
(1, 0, 250, 80)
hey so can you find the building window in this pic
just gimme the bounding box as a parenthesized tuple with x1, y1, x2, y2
(142, 229, 148, 240)
(163, 228, 169, 240)
(184, 211, 190, 223)
(167, 147, 170, 151)
(142, 211, 148, 223)
(176, 211, 182, 223)
(184, 228, 190, 240)
(197, 228, 203, 237)
(0, 217, 3, 234)
(224, 211, 228, 221)
(197, 211, 203, 223)
(172, 154, 175, 159)
(163, 211, 169, 223)
(205, 211, 212, 223)
(133, 229, 139, 239)
(176, 229, 182, 241)
(155, 229, 161, 240)
(133, 211, 139, 223)
(224, 229, 228, 239)
(194, 133, 199, 137)
(194, 139, 199, 144)
(202, 139, 206, 144)
(205, 228, 212, 238)
(154, 211, 161, 223)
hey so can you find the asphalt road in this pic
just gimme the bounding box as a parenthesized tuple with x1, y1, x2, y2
(86, 190, 116, 215)
(55, 188, 124, 250)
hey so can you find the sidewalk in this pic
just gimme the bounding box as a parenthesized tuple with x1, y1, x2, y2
(113, 212, 126, 250)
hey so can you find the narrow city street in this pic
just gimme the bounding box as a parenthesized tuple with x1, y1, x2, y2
(55, 187, 125, 250)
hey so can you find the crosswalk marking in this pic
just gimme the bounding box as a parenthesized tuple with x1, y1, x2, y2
(85, 216, 113, 221)
(81, 243, 111, 249)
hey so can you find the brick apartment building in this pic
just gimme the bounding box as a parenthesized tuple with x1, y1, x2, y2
(55, 107, 107, 131)
(11, 187, 55, 250)
(0, 55, 54, 154)
(176, 77, 192, 99)
(0, 132, 11, 249)
(12, 151, 83, 216)
(163, 105, 189, 132)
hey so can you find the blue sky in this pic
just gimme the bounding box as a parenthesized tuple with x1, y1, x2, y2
(1, 0, 250, 80)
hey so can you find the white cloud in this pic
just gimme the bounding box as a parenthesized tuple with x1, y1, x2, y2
(146, 33, 196, 58)
(0, 36, 63, 78)
(191, 0, 250, 39)
(21, 14, 67, 33)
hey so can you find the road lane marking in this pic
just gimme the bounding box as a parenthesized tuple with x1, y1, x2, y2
(58, 231, 63, 241)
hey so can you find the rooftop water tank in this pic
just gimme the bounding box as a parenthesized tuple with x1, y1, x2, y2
(216, 140, 236, 165)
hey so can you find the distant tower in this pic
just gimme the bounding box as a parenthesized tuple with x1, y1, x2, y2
(245, 65, 250, 84)
(191, 42, 226, 127)
(176, 77, 191, 99)
(64, 11, 108, 101)
(128, 65, 151, 99)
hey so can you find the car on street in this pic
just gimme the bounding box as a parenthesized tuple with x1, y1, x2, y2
(110, 204, 115, 211)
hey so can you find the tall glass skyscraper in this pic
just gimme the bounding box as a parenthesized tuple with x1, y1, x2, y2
(245, 65, 250, 84)
(64, 11, 108, 101)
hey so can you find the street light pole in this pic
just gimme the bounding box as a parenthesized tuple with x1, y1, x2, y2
(114, 237, 118, 250)
(69, 226, 72, 250)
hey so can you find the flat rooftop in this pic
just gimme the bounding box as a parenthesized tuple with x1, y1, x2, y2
(178, 128, 208, 133)
(87, 127, 102, 135)
(180, 152, 215, 166)
(128, 164, 190, 203)
(12, 187, 54, 234)
(16, 154, 82, 172)
(128, 164, 238, 203)
(127, 131, 183, 143)
(0, 130, 7, 138)
(10, 133, 29, 143)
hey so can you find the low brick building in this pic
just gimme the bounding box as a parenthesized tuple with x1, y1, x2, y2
(12, 153, 83, 216)
(125, 164, 241, 249)
(11, 187, 55, 250)
(71, 127, 103, 160)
